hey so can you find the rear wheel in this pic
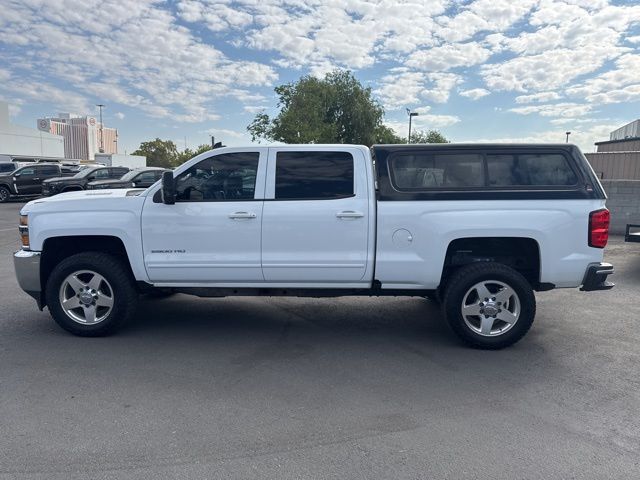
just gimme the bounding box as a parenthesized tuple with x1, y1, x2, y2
(442, 262, 536, 349)
(45, 252, 138, 336)
(0, 186, 10, 203)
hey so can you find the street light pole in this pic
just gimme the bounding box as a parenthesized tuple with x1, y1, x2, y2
(565, 131, 571, 143)
(407, 108, 419, 144)
(96, 104, 105, 153)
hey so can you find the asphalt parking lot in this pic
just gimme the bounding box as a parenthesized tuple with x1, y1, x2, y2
(1, 201, 639, 479)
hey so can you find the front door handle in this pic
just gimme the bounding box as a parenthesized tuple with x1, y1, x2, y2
(336, 210, 364, 219)
(229, 211, 257, 219)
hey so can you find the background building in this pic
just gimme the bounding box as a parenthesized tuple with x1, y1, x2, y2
(584, 119, 640, 234)
(585, 119, 640, 181)
(0, 101, 64, 159)
(37, 113, 117, 161)
(95, 153, 146, 168)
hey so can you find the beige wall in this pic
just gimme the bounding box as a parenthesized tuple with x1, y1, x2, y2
(596, 139, 640, 152)
(601, 180, 640, 235)
(585, 152, 640, 180)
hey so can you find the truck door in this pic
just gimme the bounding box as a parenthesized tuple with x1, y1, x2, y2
(35, 164, 61, 194)
(261, 148, 371, 284)
(13, 166, 40, 195)
(141, 149, 267, 283)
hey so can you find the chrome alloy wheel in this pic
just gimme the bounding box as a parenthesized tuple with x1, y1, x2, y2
(59, 270, 114, 325)
(0, 188, 8, 202)
(461, 280, 520, 337)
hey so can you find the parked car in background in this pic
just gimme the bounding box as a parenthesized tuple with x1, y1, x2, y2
(0, 162, 17, 174)
(626, 224, 640, 243)
(87, 167, 167, 190)
(0, 163, 67, 202)
(41, 166, 129, 196)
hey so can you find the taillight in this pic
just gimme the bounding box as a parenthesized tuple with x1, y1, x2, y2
(589, 209, 609, 248)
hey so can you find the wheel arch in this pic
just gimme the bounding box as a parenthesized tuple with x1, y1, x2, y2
(40, 235, 137, 307)
(440, 237, 544, 292)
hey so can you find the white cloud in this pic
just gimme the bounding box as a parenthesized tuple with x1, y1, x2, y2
(1, 0, 639, 143)
(376, 72, 461, 110)
(566, 54, 640, 104)
(509, 103, 594, 118)
(114, 112, 125, 120)
(467, 123, 619, 152)
(515, 92, 562, 104)
(243, 105, 266, 114)
(406, 42, 491, 71)
(0, 0, 277, 122)
(459, 88, 491, 100)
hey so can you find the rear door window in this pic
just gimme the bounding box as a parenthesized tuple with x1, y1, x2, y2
(110, 168, 129, 178)
(37, 165, 59, 175)
(274, 151, 355, 200)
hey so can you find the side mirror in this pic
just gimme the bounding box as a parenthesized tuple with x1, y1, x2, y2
(161, 170, 176, 205)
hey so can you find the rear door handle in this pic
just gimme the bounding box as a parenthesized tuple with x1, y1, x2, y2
(336, 210, 364, 219)
(229, 211, 257, 219)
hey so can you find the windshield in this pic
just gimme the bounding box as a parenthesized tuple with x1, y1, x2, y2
(73, 167, 99, 179)
(119, 169, 149, 181)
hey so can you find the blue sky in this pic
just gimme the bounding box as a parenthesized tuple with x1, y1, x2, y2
(1, 0, 639, 153)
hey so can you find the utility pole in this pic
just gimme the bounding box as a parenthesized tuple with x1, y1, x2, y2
(406, 108, 419, 144)
(211, 136, 215, 149)
(96, 104, 105, 153)
(565, 131, 571, 143)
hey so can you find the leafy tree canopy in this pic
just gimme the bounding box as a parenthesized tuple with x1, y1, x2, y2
(132, 140, 212, 167)
(132, 138, 179, 168)
(409, 130, 450, 144)
(248, 70, 400, 146)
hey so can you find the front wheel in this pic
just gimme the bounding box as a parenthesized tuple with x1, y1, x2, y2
(442, 263, 536, 349)
(45, 252, 138, 336)
(0, 186, 10, 203)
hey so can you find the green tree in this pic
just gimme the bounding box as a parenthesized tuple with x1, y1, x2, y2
(132, 138, 178, 168)
(176, 144, 211, 165)
(248, 70, 399, 145)
(409, 129, 450, 144)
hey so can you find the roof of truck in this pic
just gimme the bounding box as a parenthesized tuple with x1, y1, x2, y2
(373, 143, 577, 149)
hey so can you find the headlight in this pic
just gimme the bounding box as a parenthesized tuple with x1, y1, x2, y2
(19, 215, 29, 249)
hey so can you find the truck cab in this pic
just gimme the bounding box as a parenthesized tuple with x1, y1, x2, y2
(14, 144, 613, 348)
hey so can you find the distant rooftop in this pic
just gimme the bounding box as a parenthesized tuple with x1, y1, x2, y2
(610, 119, 640, 141)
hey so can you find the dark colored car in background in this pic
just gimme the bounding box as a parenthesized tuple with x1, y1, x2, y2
(86, 167, 167, 190)
(0, 163, 66, 202)
(0, 162, 17, 174)
(42, 166, 129, 196)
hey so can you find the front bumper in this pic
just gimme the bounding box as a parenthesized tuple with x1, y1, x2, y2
(13, 250, 42, 307)
(580, 262, 614, 292)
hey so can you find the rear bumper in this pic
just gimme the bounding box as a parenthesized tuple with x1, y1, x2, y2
(580, 262, 614, 292)
(13, 250, 42, 307)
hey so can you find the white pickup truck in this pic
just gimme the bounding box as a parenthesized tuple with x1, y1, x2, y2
(14, 144, 614, 349)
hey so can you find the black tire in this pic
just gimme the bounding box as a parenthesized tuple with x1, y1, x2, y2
(442, 262, 536, 349)
(0, 185, 10, 203)
(45, 252, 138, 336)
